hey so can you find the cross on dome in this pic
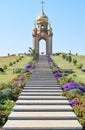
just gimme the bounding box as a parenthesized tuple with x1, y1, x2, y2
(41, 0, 44, 12)
(37, 0, 48, 23)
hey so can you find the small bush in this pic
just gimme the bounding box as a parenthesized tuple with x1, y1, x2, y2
(13, 68, 21, 74)
(58, 77, 73, 86)
(0, 88, 12, 101)
(21, 69, 30, 73)
(13, 61, 16, 64)
(62, 53, 66, 59)
(68, 89, 83, 98)
(19, 56, 23, 60)
(68, 56, 72, 63)
(16, 59, 19, 62)
(76, 63, 83, 69)
(66, 56, 69, 61)
(12, 81, 23, 89)
(9, 62, 13, 66)
(73, 59, 77, 65)
(21, 56, 24, 58)
(0, 100, 15, 126)
(0, 83, 8, 90)
(10, 87, 22, 101)
(2, 64, 7, 70)
(63, 73, 69, 76)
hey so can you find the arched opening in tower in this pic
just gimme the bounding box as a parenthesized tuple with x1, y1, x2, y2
(39, 39, 46, 55)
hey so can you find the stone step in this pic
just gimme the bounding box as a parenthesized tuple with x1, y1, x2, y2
(31, 73, 53, 75)
(24, 87, 61, 89)
(33, 72, 53, 74)
(16, 100, 69, 105)
(34, 69, 51, 71)
(32, 73, 54, 75)
(28, 83, 57, 85)
(21, 92, 61, 96)
(32, 71, 52, 72)
(29, 78, 57, 82)
(3, 120, 82, 130)
(22, 90, 62, 92)
(29, 78, 56, 80)
(25, 85, 59, 87)
(31, 76, 55, 78)
(31, 75, 53, 79)
(8, 111, 76, 120)
(28, 81, 57, 83)
(13, 105, 73, 112)
(18, 95, 67, 100)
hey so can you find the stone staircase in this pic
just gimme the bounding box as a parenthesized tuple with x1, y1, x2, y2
(3, 56, 82, 130)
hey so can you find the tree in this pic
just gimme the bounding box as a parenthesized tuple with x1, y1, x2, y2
(28, 47, 39, 61)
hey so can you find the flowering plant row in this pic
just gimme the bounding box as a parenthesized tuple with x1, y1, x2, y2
(47, 56, 85, 128)
(0, 61, 36, 127)
(47, 56, 62, 79)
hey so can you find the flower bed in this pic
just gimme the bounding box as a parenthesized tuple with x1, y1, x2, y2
(0, 61, 36, 127)
(49, 56, 85, 128)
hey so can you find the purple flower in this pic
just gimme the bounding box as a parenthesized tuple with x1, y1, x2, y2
(48, 58, 53, 62)
(25, 65, 31, 69)
(70, 100, 79, 106)
(25, 65, 35, 70)
(30, 66, 35, 69)
(18, 77, 24, 82)
(47, 56, 53, 63)
(62, 82, 85, 92)
(54, 72, 62, 78)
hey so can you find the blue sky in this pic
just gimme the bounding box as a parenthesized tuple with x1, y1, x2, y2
(0, 0, 85, 56)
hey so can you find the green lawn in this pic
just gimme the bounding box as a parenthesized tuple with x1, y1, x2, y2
(0, 56, 33, 83)
(51, 55, 85, 83)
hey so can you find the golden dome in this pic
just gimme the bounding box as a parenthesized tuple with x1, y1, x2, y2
(37, 10, 48, 23)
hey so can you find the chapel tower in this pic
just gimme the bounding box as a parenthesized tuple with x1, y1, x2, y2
(32, 1, 53, 55)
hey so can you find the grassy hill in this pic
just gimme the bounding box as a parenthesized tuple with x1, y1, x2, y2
(0, 55, 32, 83)
(51, 55, 85, 84)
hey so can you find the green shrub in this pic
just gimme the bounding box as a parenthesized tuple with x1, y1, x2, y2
(63, 73, 69, 76)
(21, 56, 24, 58)
(62, 53, 66, 59)
(19, 56, 23, 60)
(76, 63, 83, 69)
(66, 56, 69, 61)
(10, 87, 22, 101)
(0, 100, 15, 126)
(13, 68, 21, 74)
(68, 89, 83, 98)
(73, 59, 77, 65)
(13, 61, 16, 64)
(58, 77, 73, 86)
(21, 69, 30, 73)
(2, 88, 12, 98)
(16, 59, 19, 62)
(9, 62, 13, 66)
(2, 64, 7, 70)
(12, 81, 23, 89)
(52, 62, 56, 66)
(0, 83, 7, 90)
(68, 55, 72, 63)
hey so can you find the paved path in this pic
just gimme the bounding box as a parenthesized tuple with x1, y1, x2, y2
(3, 56, 82, 130)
